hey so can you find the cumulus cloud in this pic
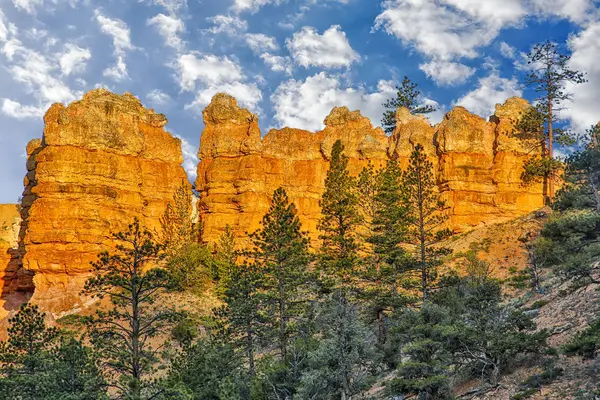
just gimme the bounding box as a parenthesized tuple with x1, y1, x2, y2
(374, 0, 524, 61)
(1, 98, 45, 119)
(148, 0, 187, 14)
(260, 53, 293, 75)
(147, 13, 185, 50)
(103, 55, 128, 81)
(271, 72, 397, 130)
(177, 53, 262, 111)
(245, 33, 278, 53)
(287, 25, 360, 69)
(0, 10, 9, 42)
(147, 89, 171, 106)
(499, 41, 516, 59)
(529, 0, 596, 23)
(232, 0, 282, 14)
(419, 60, 475, 86)
(455, 72, 522, 118)
(59, 43, 91, 76)
(11, 0, 44, 14)
(206, 15, 248, 35)
(564, 20, 600, 132)
(95, 11, 134, 55)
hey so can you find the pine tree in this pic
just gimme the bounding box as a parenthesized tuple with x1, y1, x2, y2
(555, 124, 600, 212)
(318, 140, 362, 292)
(402, 145, 451, 301)
(296, 293, 377, 400)
(84, 219, 173, 399)
(517, 41, 587, 202)
(160, 180, 196, 254)
(214, 261, 268, 380)
(249, 188, 312, 361)
(0, 305, 106, 400)
(367, 159, 410, 343)
(357, 163, 379, 267)
(381, 76, 437, 135)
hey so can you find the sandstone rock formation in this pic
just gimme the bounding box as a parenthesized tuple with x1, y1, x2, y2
(20, 89, 188, 314)
(0, 204, 22, 299)
(196, 94, 545, 247)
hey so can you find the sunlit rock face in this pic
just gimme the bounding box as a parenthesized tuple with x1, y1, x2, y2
(196, 94, 544, 248)
(19, 89, 188, 314)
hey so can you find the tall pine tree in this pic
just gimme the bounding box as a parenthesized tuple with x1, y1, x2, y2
(249, 187, 312, 361)
(402, 145, 451, 301)
(517, 41, 586, 202)
(318, 140, 362, 293)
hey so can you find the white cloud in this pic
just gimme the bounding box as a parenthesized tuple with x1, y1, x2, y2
(188, 81, 263, 113)
(12, 0, 44, 14)
(455, 72, 522, 118)
(564, 20, 600, 132)
(177, 54, 243, 91)
(529, 0, 596, 23)
(0, 11, 9, 42)
(147, 89, 171, 106)
(176, 53, 262, 112)
(59, 43, 91, 76)
(271, 72, 397, 130)
(103, 55, 129, 81)
(147, 0, 187, 14)
(260, 53, 293, 75)
(245, 33, 278, 53)
(232, 0, 282, 14)
(374, 0, 524, 61)
(287, 25, 360, 69)
(148, 13, 185, 50)
(206, 15, 248, 35)
(419, 60, 475, 86)
(1, 99, 45, 119)
(499, 41, 516, 59)
(95, 11, 134, 55)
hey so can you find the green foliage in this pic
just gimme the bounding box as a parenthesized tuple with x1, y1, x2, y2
(563, 318, 600, 359)
(387, 304, 454, 400)
(537, 210, 600, 286)
(296, 293, 378, 400)
(0, 304, 106, 400)
(166, 243, 213, 293)
(164, 337, 244, 400)
(555, 125, 600, 212)
(318, 140, 362, 291)
(381, 76, 436, 135)
(248, 187, 313, 361)
(402, 144, 452, 301)
(213, 225, 237, 300)
(84, 218, 174, 399)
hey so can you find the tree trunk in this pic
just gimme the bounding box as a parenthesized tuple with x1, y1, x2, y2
(278, 271, 287, 360)
(548, 97, 554, 200)
(247, 322, 255, 378)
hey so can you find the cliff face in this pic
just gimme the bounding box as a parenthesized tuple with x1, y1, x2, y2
(197, 94, 544, 247)
(20, 89, 188, 314)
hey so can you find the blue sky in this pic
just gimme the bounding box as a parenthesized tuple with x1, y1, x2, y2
(0, 0, 599, 203)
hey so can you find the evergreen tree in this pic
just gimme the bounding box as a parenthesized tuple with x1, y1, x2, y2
(367, 159, 411, 343)
(387, 304, 454, 400)
(357, 163, 379, 268)
(296, 293, 377, 400)
(84, 219, 173, 399)
(555, 124, 600, 212)
(318, 140, 362, 293)
(249, 188, 312, 361)
(213, 225, 237, 300)
(382, 76, 437, 135)
(214, 261, 268, 380)
(517, 41, 587, 202)
(0, 304, 106, 400)
(160, 180, 196, 254)
(402, 145, 452, 301)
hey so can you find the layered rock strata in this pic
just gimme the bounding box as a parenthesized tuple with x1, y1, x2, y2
(0, 204, 22, 300)
(196, 94, 545, 247)
(20, 89, 188, 313)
